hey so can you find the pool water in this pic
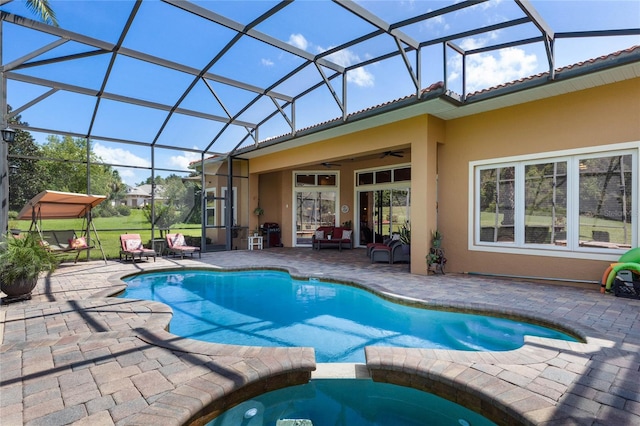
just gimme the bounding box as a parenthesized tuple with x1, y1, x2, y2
(121, 270, 577, 363)
(206, 379, 497, 426)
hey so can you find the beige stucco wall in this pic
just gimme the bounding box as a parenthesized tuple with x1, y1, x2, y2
(439, 78, 640, 283)
(251, 118, 423, 249)
(248, 77, 639, 284)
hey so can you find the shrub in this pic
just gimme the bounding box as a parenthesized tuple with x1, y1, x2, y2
(116, 205, 131, 216)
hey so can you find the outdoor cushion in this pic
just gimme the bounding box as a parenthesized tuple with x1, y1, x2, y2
(169, 234, 186, 247)
(124, 238, 142, 251)
(68, 236, 88, 249)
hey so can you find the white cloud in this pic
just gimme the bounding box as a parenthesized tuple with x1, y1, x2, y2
(93, 143, 150, 168)
(422, 12, 450, 34)
(261, 58, 274, 67)
(324, 48, 375, 88)
(92, 143, 151, 185)
(448, 47, 538, 93)
(288, 33, 309, 50)
(169, 149, 201, 170)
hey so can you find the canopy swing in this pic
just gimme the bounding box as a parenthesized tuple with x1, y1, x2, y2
(17, 191, 108, 264)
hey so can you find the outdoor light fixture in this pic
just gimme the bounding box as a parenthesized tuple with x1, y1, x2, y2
(1, 127, 16, 143)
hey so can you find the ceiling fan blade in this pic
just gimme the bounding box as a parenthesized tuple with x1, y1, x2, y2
(381, 150, 404, 158)
(321, 162, 341, 168)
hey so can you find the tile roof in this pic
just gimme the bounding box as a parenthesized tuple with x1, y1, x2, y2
(241, 45, 640, 153)
(467, 45, 640, 99)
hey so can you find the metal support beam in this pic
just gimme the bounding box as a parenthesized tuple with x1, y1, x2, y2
(2, 37, 70, 71)
(0, 18, 8, 235)
(333, 0, 420, 50)
(314, 63, 344, 117)
(8, 88, 58, 120)
(5, 72, 257, 128)
(394, 37, 420, 92)
(515, 0, 555, 78)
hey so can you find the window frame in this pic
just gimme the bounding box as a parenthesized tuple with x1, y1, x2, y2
(469, 143, 638, 261)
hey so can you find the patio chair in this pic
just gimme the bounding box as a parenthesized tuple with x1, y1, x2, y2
(120, 234, 156, 262)
(166, 233, 201, 259)
(370, 240, 405, 264)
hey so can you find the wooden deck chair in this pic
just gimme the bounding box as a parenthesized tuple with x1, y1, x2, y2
(166, 233, 201, 259)
(120, 234, 156, 262)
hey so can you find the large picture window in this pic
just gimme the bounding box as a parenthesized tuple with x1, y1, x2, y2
(475, 148, 636, 253)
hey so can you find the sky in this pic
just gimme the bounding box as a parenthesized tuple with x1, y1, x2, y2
(2, 0, 639, 186)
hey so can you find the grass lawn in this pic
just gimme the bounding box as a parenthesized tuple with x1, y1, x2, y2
(9, 209, 201, 261)
(479, 212, 631, 244)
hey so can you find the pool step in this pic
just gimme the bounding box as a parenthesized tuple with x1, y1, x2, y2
(276, 420, 313, 426)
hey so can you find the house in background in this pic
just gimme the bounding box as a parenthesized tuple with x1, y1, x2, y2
(124, 184, 165, 208)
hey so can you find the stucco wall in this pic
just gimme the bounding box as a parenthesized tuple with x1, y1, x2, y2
(248, 77, 639, 284)
(439, 78, 640, 283)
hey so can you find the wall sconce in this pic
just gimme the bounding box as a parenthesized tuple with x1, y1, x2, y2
(1, 127, 16, 143)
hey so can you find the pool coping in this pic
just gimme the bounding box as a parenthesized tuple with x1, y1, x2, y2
(1, 251, 639, 425)
(109, 266, 613, 425)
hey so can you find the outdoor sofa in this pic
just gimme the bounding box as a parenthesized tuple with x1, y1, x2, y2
(312, 226, 353, 251)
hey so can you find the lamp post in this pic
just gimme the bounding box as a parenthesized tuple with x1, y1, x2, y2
(1, 126, 16, 234)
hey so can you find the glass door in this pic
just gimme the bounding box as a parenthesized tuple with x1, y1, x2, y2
(295, 191, 337, 246)
(358, 188, 410, 245)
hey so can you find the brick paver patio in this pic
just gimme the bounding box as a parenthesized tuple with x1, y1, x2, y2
(1, 248, 639, 425)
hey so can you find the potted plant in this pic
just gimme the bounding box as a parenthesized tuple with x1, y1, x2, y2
(0, 233, 59, 301)
(253, 206, 264, 236)
(427, 230, 446, 274)
(399, 221, 411, 254)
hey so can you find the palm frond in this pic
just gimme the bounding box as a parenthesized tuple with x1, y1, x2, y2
(25, 0, 58, 26)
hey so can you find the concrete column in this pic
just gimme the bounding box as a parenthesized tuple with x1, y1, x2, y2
(410, 115, 445, 274)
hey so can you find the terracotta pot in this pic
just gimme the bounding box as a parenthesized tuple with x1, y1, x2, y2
(1, 277, 38, 297)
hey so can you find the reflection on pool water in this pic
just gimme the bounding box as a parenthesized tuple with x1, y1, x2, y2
(121, 269, 577, 363)
(206, 379, 497, 426)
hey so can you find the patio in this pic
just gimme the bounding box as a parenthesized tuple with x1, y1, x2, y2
(1, 248, 639, 425)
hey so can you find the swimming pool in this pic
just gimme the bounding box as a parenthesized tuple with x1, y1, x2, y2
(206, 379, 497, 426)
(121, 269, 577, 363)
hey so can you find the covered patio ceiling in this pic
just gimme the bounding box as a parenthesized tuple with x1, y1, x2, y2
(1, 0, 639, 162)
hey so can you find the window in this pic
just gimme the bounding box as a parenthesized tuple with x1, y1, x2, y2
(221, 187, 237, 226)
(205, 188, 216, 227)
(296, 173, 337, 186)
(357, 165, 411, 186)
(475, 148, 636, 253)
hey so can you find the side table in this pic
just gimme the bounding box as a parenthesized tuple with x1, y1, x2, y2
(248, 235, 263, 250)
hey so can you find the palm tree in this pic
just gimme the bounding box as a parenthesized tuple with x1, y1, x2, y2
(25, 0, 58, 26)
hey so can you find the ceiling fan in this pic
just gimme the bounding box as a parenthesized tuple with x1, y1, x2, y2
(321, 162, 342, 168)
(380, 150, 404, 158)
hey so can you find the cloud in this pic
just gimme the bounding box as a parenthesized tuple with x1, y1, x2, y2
(422, 12, 450, 34)
(261, 58, 274, 67)
(288, 33, 309, 50)
(448, 47, 538, 93)
(289, 32, 375, 88)
(92, 143, 152, 185)
(324, 48, 375, 88)
(169, 149, 201, 170)
(93, 143, 150, 168)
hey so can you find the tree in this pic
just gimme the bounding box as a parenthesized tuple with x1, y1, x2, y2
(25, 0, 58, 26)
(7, 110, 47, 211)
(39, 135, 120, 196)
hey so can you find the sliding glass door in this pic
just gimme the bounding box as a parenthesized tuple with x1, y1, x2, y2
(358, 188, 410, 245)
